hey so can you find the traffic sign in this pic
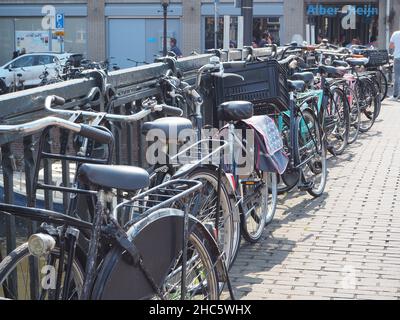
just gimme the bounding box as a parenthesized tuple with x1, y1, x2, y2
(55, 13, 64, 29)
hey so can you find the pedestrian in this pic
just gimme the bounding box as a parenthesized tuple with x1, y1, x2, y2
(389, 30, 400, 101)
(12, 50, 19, 59)
(317, 34, 325, 44)
(368, 35, 378, 49)
(259, 32, 272, 48)
(346, 38, 361, 49)
(169, 38, 183, 58)
(19, 48, 26, 56)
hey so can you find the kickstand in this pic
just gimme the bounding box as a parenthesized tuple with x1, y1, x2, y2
(220, 254, 236, 300)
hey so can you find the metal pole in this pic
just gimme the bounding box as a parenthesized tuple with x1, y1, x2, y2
(238, 16, 244, 49)
(241, 0, 253, 46)
(386, 0, 391, 50)
(163, 3, 168, 56)
(223, 15, 230, 50)
(214, 0, 219, 49)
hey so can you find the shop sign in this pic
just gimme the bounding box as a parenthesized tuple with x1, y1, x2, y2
(307, 4, 378, 17)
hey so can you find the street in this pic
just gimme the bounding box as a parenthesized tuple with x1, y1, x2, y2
(230, 99, 400, 300)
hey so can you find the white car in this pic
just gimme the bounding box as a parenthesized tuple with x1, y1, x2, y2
(0, 52, 78, 92)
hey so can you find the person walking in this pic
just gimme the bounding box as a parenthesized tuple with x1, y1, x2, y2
(389, 30, 400, 101)
(169, 38, 183, 58)
(259, 31, 272, 48)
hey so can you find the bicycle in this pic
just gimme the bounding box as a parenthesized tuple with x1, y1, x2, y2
(0, 100, 229, 300)
(156, 57, 280, 250)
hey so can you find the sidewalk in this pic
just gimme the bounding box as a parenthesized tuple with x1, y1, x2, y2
(230, 99, 400, 300)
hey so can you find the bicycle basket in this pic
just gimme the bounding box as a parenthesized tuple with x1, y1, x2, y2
(354, 49, 389, 67)
(215, 60, 290, 114)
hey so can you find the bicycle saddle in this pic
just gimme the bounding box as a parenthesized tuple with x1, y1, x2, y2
(77, 164, 150, 192)
(217, 101, 254, 122)
(291, 72, 315, 87)
(332, 60, 349, 68)
(287, 80, 306, 92)
(318, 65, 346, 78)
(346, 57, 369, 67)
(142, 117, 193, 144)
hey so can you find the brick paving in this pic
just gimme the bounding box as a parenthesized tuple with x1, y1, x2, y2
(230, 99, 400, 300)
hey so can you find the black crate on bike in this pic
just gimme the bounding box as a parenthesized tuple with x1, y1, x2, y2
(215, 60, 290, 114)
(353, 49, 389, 68)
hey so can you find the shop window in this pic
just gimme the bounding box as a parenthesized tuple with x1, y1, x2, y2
(0, 16, 87, 66)
(253, 17, 281, 46)
(204, 16, 280, 50)
(307, 3, 379, 46)
(64, 17, 87, 55)
(204, 16, 238, 50)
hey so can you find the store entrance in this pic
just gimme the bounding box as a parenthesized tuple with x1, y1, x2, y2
(307, 2, 379, 47)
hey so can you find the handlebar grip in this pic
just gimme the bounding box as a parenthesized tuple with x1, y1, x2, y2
(53, 96, 65, 106)
(79, 124, 113, 144)
(222, 61, 247, 69)
(162, 105, 183, 117)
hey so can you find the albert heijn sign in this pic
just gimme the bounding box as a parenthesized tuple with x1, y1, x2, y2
(307, 4, 379, 17)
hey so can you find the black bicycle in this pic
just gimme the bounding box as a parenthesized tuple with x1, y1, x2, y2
(0, 102, 228, 300)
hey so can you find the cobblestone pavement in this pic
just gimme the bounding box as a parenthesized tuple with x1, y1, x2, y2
(229, 99, 400, 300)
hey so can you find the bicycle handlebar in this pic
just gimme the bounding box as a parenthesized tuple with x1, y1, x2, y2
(278, 54, 302, 65)
(45, 95, 182, 122)
(0, 116, 113, 144)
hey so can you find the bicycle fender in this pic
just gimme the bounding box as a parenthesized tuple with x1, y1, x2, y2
(90, 208, 225, 300)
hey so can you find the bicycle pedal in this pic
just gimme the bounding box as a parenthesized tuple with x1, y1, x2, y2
(240, 179, 261, 186)
(327, 145, 337, 157)
(298, 181, 314, 191)
(311, 160, 323, 174)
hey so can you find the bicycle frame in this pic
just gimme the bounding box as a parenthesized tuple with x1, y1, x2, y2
(273, 91, 323, 190)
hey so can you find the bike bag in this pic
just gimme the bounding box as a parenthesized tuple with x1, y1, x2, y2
(241, 115, 289, 175)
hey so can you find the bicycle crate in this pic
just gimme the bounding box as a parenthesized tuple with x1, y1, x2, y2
(353, 49, 389, 67)
(215, 60, 290, 114)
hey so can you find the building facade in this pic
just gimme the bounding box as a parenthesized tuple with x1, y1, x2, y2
(0, 0, 399, 66)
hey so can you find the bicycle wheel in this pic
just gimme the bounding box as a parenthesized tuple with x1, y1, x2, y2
(343, 85, 361, 145)
(0, 243, 84, 300)
(294, 109, 327, 198)
(240, 171, 273, 243)
(357, 78, 378, 133)
(277, 113, 300, 195)
(325, 87, 350, 155)
(91, 209, 220, 300)
(370, 75, 382, 118)
(187, 167, 241, 268)
(376, 69, 388, 102)
(266, 172, 278, 225)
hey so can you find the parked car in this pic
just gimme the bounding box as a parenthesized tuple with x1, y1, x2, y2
(0, 52, 81, 93)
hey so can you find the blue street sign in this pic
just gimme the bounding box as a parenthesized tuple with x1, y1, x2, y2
(55, 13, 64, 29)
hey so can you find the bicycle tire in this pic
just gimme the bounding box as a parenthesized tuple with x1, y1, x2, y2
(187, 167, 241, 268)
(326, 87, 350, 155)
(357, 78, 377, 133)
(0, 243, 84, 300)
(343, 85, 361, 145)
(376, 69, 388, 102)
(294, 109, 327, 198)
(277, 113, 299, 194)
(240, 171, 273, 244)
